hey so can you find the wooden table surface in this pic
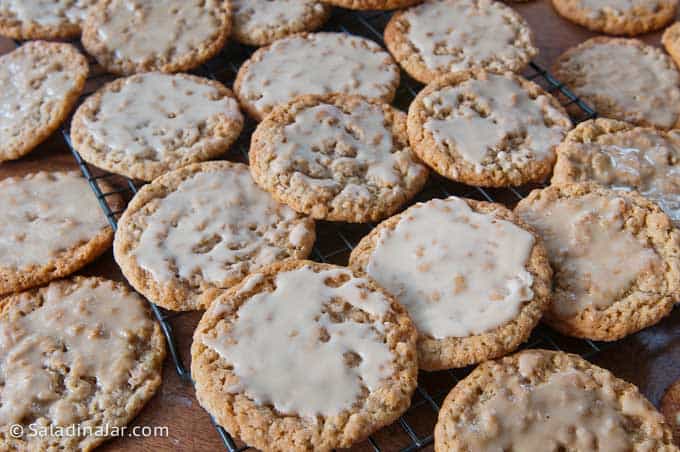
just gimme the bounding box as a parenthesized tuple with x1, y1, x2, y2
(1, 2, 679, 451)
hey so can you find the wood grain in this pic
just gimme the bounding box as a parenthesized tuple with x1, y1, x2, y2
(1, 2, 678, 450)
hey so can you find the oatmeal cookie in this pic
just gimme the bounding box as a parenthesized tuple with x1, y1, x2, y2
(114, 161, 316, 311)
(249, 94, 428, 223)
(435, 349, 678, 451)
(553, 37, 680, 130)
(0, 0, 97, 39)
(0, 171, 119, 296)
(71, 72, 244, 182)
(515, 182, 680, 341)
(0, 277, 165, 451)
(0, 41, 88, 162)
(191, 260, 418, 451)
(350, 196, 552, 370)
(407, 71, 572, 187)
(384, 0, 537, 84)
(234, 32, 400, 121)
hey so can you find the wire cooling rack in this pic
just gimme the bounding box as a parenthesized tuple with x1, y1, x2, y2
(15, 6, 602, 451)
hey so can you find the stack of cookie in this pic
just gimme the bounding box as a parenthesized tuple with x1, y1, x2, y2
(1, 0, 679, 450)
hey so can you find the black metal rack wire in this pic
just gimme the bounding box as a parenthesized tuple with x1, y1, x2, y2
(15, 6, 604, 452)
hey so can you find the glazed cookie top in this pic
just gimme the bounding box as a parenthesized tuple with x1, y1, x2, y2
(516, 183, 679, 340)
(0, 277, 164, 451)
(72, 73, 244, 181)
(407, 71, 572, 187)
(384, 0, 537, 83)
(231, 0, 330, 46)
(552, 119, 680, 226)
(435, 350, 678, 451)
(0, 41, 88, 162)
(0, 0, 97, 39)
(114, 162, 315, 311)
(192, 260, 417, 450)
(0, 171, 109, 271)
(553, 38, 680, 130)
(250, 95, 428, 223)
(82, 0, 231, 75)
(234, 32, 400, 120)
(360, 197, 535, 339)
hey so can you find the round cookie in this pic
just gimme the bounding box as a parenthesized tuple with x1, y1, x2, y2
(663, 22, 680, 71)
(350, 196, 552, 371)
(249, 94, 429, 223)
(0, 0, 98, 40)
(0, 41, 88, 163)
(0, 171, 119, 297)
(384, 0, 537, 84)
(191, 260, 418, 451)
(320, 0, 423, 9)
(234, 32, 400, 121)
(71, 73, 244, 182)
(552, 37, 680, 130)
(82, 0, 232, 75)
(114, 161, 316, 311)
(515, 182, 680, 341)
(551, 0, 677, 36)
(231, 0, 331, 46)
(434, 349, 678, 451)
(407, 71, 572, 187)
(661, 378, 680, 445)
(552, 118, 680, 227)
(0, 276, 165, 451)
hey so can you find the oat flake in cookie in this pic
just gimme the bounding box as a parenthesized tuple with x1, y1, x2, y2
(231, 0, 331, 46)
(234, 32, 400, 121)
(350, 196, 552, 370)
(0, 0, 98, 40)
(553, 37, 680, 130)
(71, 73, 244, 182)
(551, 0, 677, 36)
(82, 0, 231, 75)
(0, 41, 88, 163)
(407, 71, 572, 187)
(434, 350, 678, 451)
(552, 118, 680, 227)
(191, 260, 418, 451)
(249, 95, 428, 223)
(0, 171, 119, 296)
(0, 277, 165, 451)
(114, 162, 316, 311)
(384, 0, 537, 84)
(516, 183, 680, 341)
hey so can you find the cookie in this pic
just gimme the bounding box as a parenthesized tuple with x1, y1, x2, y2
(0, 0, 97, 40)
(0, 171, 119, 297)
(553, 37, 680, 130)
(384, 0, 537, 84)
(114, 161, 315, 311)
(0, 277, 165, 451)
(407, 71, 572, 187)
(82, 0, 231, 75)
(191, 260, 418, 451)
(0, 41, 88, 163)
(661, 378, 680, 445)
(551, 0, 677, 36)
(434, 349, 678, 451)
(350, 196, 552, 371)
(234, 32, 400, 121)
(320, 0, 423, 9)
(249, 94, 428, 223)
(663, 22, 680, 71)
(71, 73, 244, 182)
(515, 182, 680, 341)
(231, 0, 331, 46)
(552, 118, 680, 227)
